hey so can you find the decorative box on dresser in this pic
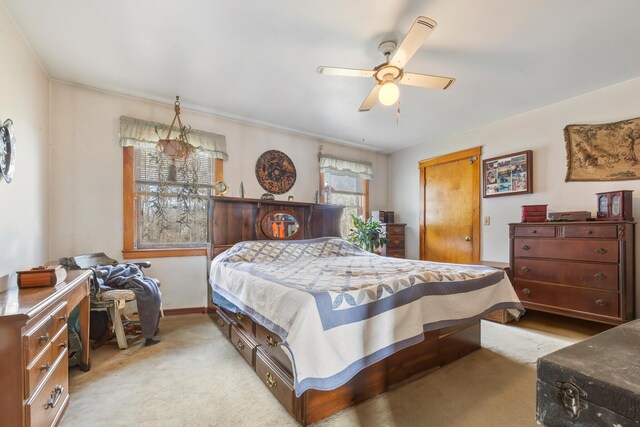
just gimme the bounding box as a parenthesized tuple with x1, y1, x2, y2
(0, 270, 92, 427)
(381, 223, 406, 258)
(509, 221, 635, 324)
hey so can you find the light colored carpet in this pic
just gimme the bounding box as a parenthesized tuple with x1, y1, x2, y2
(62, 312, 609, 427)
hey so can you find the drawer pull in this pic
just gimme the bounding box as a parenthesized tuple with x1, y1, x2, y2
(521, 266, 530, 272)
(531, 230, 537, 234)
(522, 245, 530, 251)
(58, 314, 68, 322)
(44, 385, 64, 410)
(595, 299, 607, 306)
(38, 333, 50, 344)
(236, 339, 245, 351)
(40, 362, 51, 372)
(522, 288, 532, 297)
(266, 335, 278, 348)
(216, 318, 224, 327)
(235, 312, 244, 321)
(58, 341, 67, 349)
(595, 247, 607, 254)
(594, 272, 607, 280)
(587, 230, 593, 234)
(265, 372, 277, 388)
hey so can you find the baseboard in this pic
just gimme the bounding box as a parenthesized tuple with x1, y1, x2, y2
(163, 307, 207, 316)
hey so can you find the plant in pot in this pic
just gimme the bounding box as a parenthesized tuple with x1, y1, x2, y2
(347, 214, 388, 253)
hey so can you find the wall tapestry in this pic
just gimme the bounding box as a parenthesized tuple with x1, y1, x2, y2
(255, 150, 297, 194)
(565, 116, 640, 181)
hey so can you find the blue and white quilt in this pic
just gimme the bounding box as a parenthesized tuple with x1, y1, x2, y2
(209, 237, 524, 396)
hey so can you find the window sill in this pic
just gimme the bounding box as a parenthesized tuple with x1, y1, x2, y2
(122, 248, 208, 259)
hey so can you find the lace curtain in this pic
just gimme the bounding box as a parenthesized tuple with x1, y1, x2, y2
(318, 154, 373, 180)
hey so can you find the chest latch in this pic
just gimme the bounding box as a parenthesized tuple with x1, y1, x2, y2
(556, 381, 588, 418)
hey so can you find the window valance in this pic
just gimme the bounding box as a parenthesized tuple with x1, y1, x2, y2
(319, 154, 373, 180)
(119, 116, 228, 160)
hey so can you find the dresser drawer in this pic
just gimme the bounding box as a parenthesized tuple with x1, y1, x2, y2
(562, 225, 618, 239)
(514, 280, 619, 318)
(384, 224, 405, 237)
(25, 318, 54, 365)
(514, 238, 619, 263)
(255, 323, 292, 373)
(230, 325, 257, 367)
(255, 348, 295, 415)
(213, 309, 232, 339)
(513, 226, 555, 238)
(384, 249, 405, 259)
(50, 303, 69, 333)
(25, 342, 53, 399)
(386, 237, 405, 250)
(52, 326, 69, 363)
(25, 351, 69, 427)
(514, 259, 619, 291)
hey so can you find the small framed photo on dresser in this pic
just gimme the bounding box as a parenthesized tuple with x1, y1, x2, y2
(482, 150, 533, 198)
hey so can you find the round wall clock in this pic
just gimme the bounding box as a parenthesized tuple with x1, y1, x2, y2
(0, 119, 16, 184)
(255, 150, 296, 194)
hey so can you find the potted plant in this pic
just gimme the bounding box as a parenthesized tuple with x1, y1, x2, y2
(347, 215, 388, 253)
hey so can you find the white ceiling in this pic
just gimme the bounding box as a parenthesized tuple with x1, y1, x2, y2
(4, 0, 640, 153)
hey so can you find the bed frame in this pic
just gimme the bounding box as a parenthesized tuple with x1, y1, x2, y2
(207, 197, 480, 425)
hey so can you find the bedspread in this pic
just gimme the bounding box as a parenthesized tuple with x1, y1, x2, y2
(209, 237, 524, 395)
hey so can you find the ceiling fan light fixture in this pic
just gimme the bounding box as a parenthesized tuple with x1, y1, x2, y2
(378, 81, 399, 106)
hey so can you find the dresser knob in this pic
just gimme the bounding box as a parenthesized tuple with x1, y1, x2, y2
(522, 245, 530, 251)
(521, 266, 530, 272)
(594, 273, 606, 280)
(531, 230, 537, 234)
(522, 288, 532, 297)
(59, 314, 68, 322)
(236, 339, 245, 351)
(216, 318, 224, 327)
(595, 299, 607, 306)
(587, 230, 593, 234)
(265, 372, 277, 388)
(38, 333, 50, 344)
(40, 363, 51, 372)
(595, 248, 607, 254)
(235, 312, 244, 321)
(58, 341, 67, 349)
(266, 335, 278, 348)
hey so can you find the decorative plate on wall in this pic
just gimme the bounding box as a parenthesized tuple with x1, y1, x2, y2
(255, 150, 296, 194)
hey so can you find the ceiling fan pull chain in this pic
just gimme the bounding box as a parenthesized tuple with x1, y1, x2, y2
(396, 100, 401, 124)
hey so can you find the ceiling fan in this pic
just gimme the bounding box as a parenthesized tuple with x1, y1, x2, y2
(317, 16, 455, 112)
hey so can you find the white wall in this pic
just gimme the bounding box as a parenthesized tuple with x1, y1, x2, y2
(0, 5, 50, 292)
(389, 75, 640, 312)
(49, 81, 388, 308)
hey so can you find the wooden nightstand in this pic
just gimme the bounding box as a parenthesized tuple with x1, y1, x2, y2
(481, 260, 514, 324)
(381, 223, 406, 258)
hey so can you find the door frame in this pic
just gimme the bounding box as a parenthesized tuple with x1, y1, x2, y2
(418, 146, 482, 262)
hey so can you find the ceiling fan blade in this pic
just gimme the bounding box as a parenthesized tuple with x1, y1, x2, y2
(317, 66, 374, 78)
(359, 85, 380, 112)
(389, 16, 437, 69)
(400, 72, 455, 90)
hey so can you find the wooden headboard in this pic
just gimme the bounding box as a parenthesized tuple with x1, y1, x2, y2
(207, 196, 343, 311)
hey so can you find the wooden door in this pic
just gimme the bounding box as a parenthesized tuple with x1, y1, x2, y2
(419, 147, 481, 263)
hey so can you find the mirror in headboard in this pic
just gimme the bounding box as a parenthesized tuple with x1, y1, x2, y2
(260, 210, 300, 239)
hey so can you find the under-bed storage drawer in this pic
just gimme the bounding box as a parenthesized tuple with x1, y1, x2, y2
(255, 348, 295, 414)
(230, 325, 257, 367)
(255, 323, 292, 373)
(213, 309, 232, 339)
(220, 307, 254, 335)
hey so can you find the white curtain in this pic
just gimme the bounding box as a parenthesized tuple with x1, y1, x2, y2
(119, 116, 228, 160)
(319, 154, 373, 180)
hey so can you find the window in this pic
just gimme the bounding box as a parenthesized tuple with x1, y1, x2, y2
(318, 154, 373, 238)
(321, 173, 369, 238)
(120, 116, 227, 258)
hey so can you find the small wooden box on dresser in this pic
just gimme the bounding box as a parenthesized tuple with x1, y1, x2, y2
(380, 223, 406, 258)
(509, 221, 635, 324)
(0, 270, 92, 427)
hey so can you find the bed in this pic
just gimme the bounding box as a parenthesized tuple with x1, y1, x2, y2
(207, 196, 523, 425)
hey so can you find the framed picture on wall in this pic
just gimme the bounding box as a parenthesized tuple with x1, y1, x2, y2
(482, 150, 533, 198)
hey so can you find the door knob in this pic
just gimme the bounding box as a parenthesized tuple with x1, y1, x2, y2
(464, 236, 471, 241)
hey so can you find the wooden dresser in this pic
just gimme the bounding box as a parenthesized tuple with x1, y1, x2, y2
(0, 270, 92, 426)
(509, 221, 635, 324)
(381, 223, 406, 258)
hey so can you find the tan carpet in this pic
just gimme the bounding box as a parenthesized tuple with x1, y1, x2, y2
(62, 312, 609, 427)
